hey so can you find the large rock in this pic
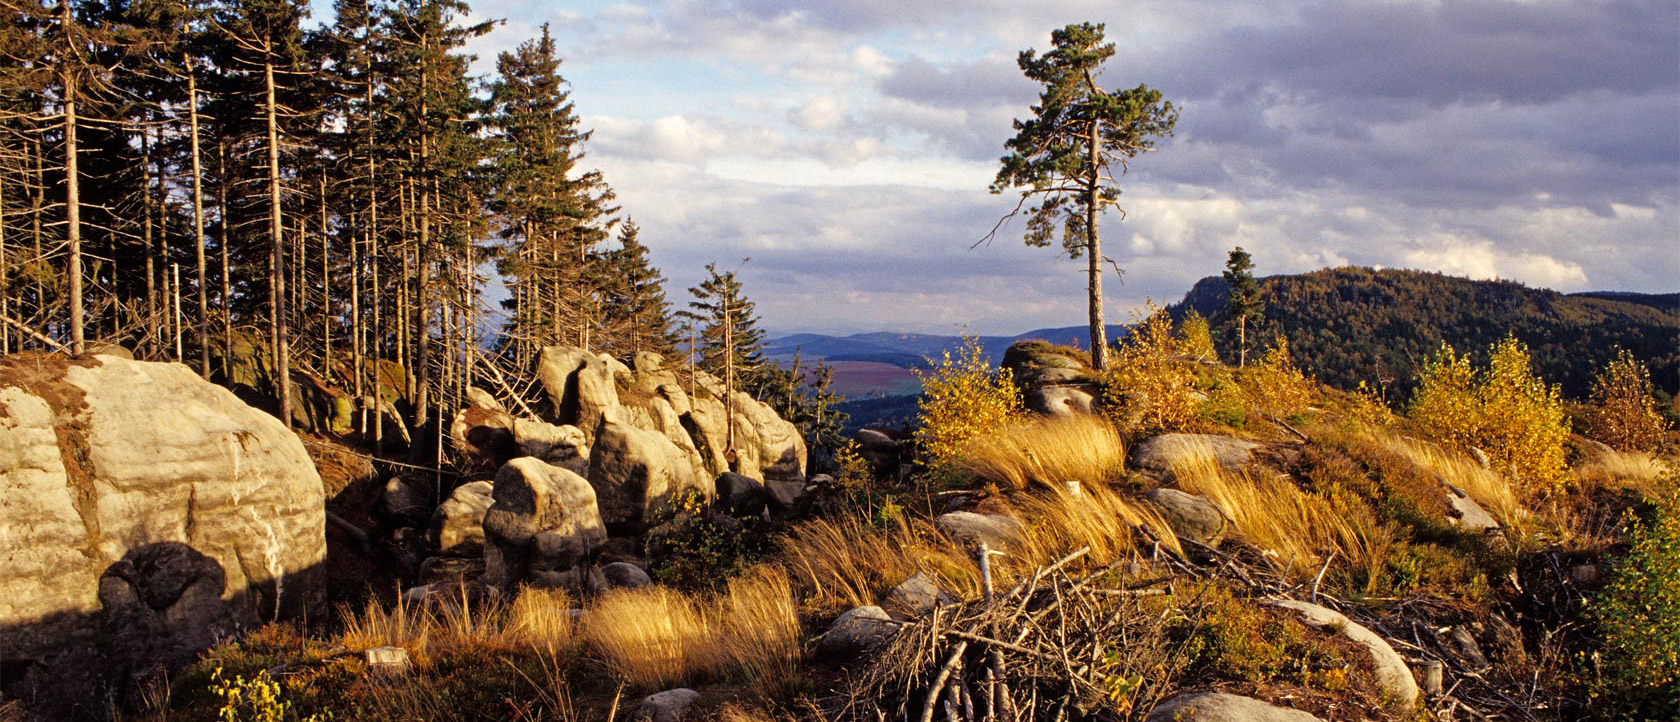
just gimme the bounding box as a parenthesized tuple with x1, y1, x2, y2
(1024, 385, 1097, 418)
(430, 480, 494, 555)
(1145, 692, 1325, 722)
(1140, 487, 1228, 547)
(0, 354, 326, 713)
(1441, 480, 1499, 532)
(1266, 599, 1420, 707)
(687, 371, 807, 483)
(534, 346, 628, 445)
(714, 471, 768, 517)
(512, 418, 590, 476)
(482, 457, 607, 588)
(450, 403, 514, 457)
(588, 412, 711, 528)
(1131, 433, 1260, 477)
(935, 512, 1024, 552)
(635, 688, 701, 722)
(883, 572, 952, 620)
(816, 605, 899, 660)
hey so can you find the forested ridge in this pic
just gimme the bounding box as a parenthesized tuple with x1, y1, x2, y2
(1172, 266, 1680, 399)
(0, 0, 842, 449)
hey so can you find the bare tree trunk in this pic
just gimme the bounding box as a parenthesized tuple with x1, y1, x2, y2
(142, 130, 157, 354)
(188, 67, 210, 376)
(218, 139, 232, 380)
(1085, 118, 1107, 371)
(64, 64, 84, 354)
(172, 262, 183, 359)
(319, 170, 331, 375)
(266, 57, 293, 427)
(1237, 315, 1248, 368)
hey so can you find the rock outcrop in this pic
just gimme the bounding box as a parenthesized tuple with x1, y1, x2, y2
(1145, 692, 1325, 722)
(1140, 487, 1228, 547)
(0, 354, 326, 713)
(1266, 599, 1420, 707)
(482, 457, 607, 589)
(1004, 341, 1101, 419)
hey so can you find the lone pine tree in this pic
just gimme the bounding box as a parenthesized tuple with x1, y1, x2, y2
(990, 22, 1177, 371)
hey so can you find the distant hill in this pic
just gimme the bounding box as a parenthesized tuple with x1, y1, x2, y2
(1170, 267, 1680, 398)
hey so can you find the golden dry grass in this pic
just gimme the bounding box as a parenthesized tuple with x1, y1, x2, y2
(778, 515, 979, 613)
(1167, 443, 1389, 589)
(1381, 434, 1526, 527)
(339, 596, 434, 654)
(582, 586, 718, 688)
(579, 567, 806, 691)
(1013, 480, 1184, 567)
(715, 566, 803, 697)
(508, 586, 577, 653)
(955, 414, 1128, 491)
(1578, 449, 1673, 487)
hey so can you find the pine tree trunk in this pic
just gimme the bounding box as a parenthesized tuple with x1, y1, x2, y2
(1237, 315, 1248, 368)
(218, 140, 232, 381)
(320, 171, 331, 375)
(142, 130, 157, 354)
(1086, 118, 1107, 371)
(266, 57, 293, 427)
(187, 68, 210, 376)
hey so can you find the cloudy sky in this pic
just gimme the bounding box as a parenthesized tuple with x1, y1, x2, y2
(362, 0, 1680, 334)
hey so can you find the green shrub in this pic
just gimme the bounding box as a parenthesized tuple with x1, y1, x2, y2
(1593, 488, 1680, 720)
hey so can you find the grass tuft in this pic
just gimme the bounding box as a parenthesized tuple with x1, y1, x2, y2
(955, 414, 1127, 491)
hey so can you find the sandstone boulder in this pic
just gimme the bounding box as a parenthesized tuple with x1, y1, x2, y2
(512, 418, 590, 476)
(1266, 599, 1420, 707)
(0, 355, 325, 713)
(884, 572, 952, 620)
(715, 471, 769, 517)
(1024, 385, 1097, 417)
(1140, 487, 1228, 547)
(936, 512, 1024, 552)
(482, 457, 607, 588)
(635, 688, 701, 722)
(816, 605, 899, 660)
(601, 561, 653, 590)
(430, 480, 494, 555)
(534, 346, 627, 444)
(1131, 433, 1260, 477)
(1441, 480, 1499, 532)
(588, 412, 711, 528)
(1145, 692, 1325, 722)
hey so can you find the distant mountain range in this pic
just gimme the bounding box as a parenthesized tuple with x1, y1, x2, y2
(766, 325, 1126, 368)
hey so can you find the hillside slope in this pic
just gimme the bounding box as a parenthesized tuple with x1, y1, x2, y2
(1171, 267, 1680, 397)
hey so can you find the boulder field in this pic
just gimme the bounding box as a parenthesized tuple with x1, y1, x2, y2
(0, 354, 327, 715)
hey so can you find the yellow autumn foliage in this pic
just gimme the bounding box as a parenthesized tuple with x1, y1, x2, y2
(914, 335, 1023, 477)
(1409, 338, 1570, 492)
(1102, 305, 1198, 432)
(1172, 310, 1217, 363)
(1241, 335, 1314, 419)
(1586, 348, 1667, 453)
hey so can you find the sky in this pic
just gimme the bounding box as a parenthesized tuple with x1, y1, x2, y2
(323, 0, 1679, 336)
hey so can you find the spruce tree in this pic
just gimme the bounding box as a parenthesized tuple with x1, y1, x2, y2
(598, 219, 675, 357)
(1223, 246, 1263, 367)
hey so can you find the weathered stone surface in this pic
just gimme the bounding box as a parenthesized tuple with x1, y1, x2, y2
(1441, 480, 1499, 532)
(450, 404, 514, 457)
(884, 573, 952, 620)
(635, 688, 701, 722)
(430, 480, 494, 555)
(600, 561, 653, 590)
(1145, 692, 1325, 722)
(687, 371, 808, 483)
(513, 419, 590, 476)
(1131, 433, 1261, 476)
(0, 355, 325, 713)
(418, 555, 486, 584)
(715, 471, 768, 517)
(1266, 599, 1420, 707)
(1140, 487, 1228, 547)
(534, 346, 627, 444)
(854, 428, 903, 477)
(766, 479, 809, 513)
(935, 512, 1024, 552)
(482, 457, 607, 588)
(464, 387, 504, 414)
(588, 412, 710, 528)
(1024, 385, 1097, 417)
(382, 477, 428, 522)
(816, 606, 899, 660)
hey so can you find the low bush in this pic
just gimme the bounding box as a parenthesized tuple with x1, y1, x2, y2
(914, 336, 1023, 482)
(1101, 306, 1199, 432)
(1592, 488, 1680, 720)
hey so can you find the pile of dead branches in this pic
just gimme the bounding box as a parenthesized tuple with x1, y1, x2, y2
(833, 546, 1185, 722)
